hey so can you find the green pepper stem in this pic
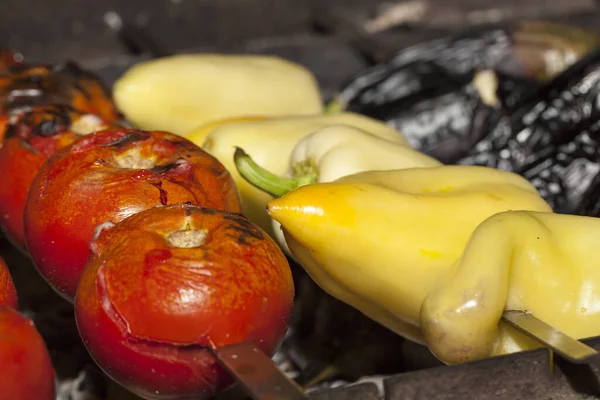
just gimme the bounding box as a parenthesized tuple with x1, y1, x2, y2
(234, 147, 318, 198)
(324, 97, 345, 114)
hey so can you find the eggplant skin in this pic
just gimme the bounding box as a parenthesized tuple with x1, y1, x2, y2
(455, 48, 600, 217)
(337, 28, 514, 109)
(494, 71, 540, 111)
(520, 128, 600, 216)
(457, 48, 600, 172)
(334, 27, 542, 163)
(384, 74, 500, 164)
(342, 68, 539, 164)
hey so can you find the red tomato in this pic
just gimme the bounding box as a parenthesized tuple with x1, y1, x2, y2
(0, 105, 113, 252)
(0, 305, 55, 400)
(0, 256, 17, 309)
(24, 128, 242, 301)
(75, 203, 294, 399)
(0, 61, 119, 121)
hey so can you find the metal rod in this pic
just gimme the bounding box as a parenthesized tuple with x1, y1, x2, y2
(502, 310, 599, 364)
(211, 341, 310, 400)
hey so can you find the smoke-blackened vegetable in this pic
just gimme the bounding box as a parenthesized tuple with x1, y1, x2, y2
(457, 48, 600, 172)
(332, 23, 598, 164)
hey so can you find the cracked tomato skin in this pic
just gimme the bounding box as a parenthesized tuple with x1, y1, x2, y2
(0, 305, 56, 400)
(74, 203, 294, 399)
(0, 105, 113, 253)
(0, 256, 17, 309)
(24, 128, 242, 301)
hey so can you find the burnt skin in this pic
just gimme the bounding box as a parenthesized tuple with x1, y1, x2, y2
(223, 213, 265, 245)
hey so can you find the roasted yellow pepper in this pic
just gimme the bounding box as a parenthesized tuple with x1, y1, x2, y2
(233, 125, 440, 254)
(187, 113, 410, 236)
(421, 210, 600, 364)
(113, 54, 323, 135)
(266, 167, 552, 345)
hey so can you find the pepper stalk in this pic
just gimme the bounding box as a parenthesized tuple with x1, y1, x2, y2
(234, 147, 319, 198)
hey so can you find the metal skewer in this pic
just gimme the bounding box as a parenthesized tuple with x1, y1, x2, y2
(502, 310, 600, 364)
(210, 341, 310, 400)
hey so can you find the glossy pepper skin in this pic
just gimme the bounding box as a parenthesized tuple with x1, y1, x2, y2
(0, 105, 112, 252)
(0, 256, 17, 309)
(24, 128, 242, 301)
(233, 125, 440, 255)
(187, 112, 408, 236)
(0, 305, 56, 400)
(113, 54, 323, 135)
(422, 211, 600, 364)
(75, 203, 294, 400)
(267, 167, 551, 343)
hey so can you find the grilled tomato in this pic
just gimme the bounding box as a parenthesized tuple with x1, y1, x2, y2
(0, 305, 56, 400)
(0, 105, 111, 252)
(24, 128, 241, 300)
(75, 203, 294, 399)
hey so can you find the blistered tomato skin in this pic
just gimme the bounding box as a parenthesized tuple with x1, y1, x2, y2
(0, 105, 112, 252)
(75, 203, 294, 399)
(0, 305, 56, 400)
(0, 256, 17, 309)
(0, 61, 119, 122)
(24, 128, 242, 301)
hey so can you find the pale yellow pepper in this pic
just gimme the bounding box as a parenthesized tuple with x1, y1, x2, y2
(113, 54, 323, 135)
(232, 124, 440, 254)
(421, 210, 600, 364)
(267, 167, 552, 344)
(187, 113, 410, 235)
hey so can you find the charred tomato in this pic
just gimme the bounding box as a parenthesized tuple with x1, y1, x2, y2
(0, 256, 17, 309)
(0, 305, 56, 400)
(0, 60, 119, 122)
(75, 203, 294, 400)
(24, 128, 242, 301)
(0, 105, 112, 252)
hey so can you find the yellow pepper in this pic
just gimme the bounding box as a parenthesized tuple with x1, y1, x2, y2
(421, 210, 600, 364)
(266, 167, 552, 345)
(187, 113, 410, 236)
(113, 54, 323, 135)
(233, 125, 440, 253)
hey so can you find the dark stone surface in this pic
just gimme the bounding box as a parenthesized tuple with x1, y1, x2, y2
(2, 0, 314, 63)
(311, 383, 380, 400)
(384, 339, 600, 400)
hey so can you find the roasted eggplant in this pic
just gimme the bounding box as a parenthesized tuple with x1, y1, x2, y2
(457, 47, 600, 172)
(332, 22, 599, 163)
(350, 69, 539, 164)
(519, 128, 600, 215)
(332, 28, 513, 162)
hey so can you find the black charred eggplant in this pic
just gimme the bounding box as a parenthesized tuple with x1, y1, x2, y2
(332, 22, 599, 163)
(335, 28, 513, 110)
(371, 69, 542, 164)
(519, 125, 600, 215)
(457, 47, 600, 172)
(332, 28, 513, 162)
(378, 70, 500, 163)
(494, 70, 540, 111)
